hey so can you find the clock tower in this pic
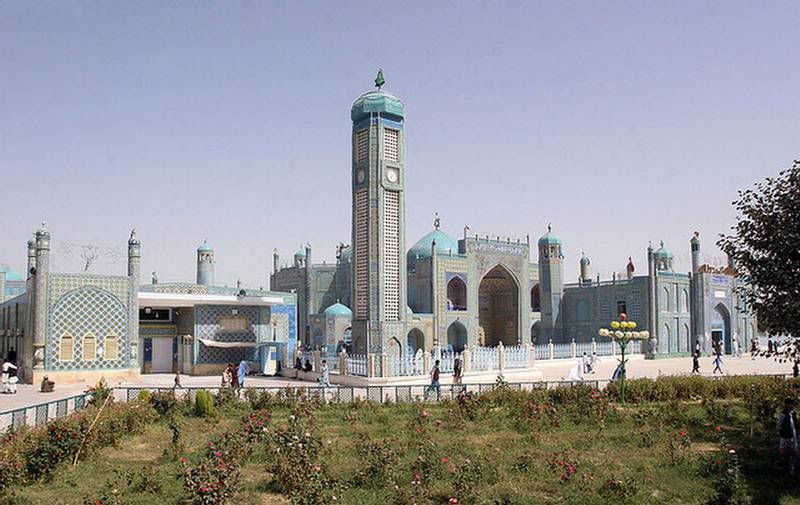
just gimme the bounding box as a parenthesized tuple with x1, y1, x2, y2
(350, 70, 407, 355)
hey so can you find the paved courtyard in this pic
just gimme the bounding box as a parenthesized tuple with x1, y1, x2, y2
(1, 353, 789, 412)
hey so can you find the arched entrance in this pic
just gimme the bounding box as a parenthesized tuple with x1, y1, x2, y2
(407, 328, 425, 355)
(387, 337, 402, 358)
(446, 276, 467, 310)
(447, 321, 468, 352)
(478, 265, 519, 347)
(712, 303, 732, 354)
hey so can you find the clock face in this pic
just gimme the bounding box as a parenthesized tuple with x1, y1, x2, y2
(356, 169, 366, 184)
(386, 168, 399, 183)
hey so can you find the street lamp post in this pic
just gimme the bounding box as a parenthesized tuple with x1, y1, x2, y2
(598, 313, 649, 404)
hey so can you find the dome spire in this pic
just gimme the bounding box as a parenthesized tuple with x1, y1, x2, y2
(434, 212, 440, 230)
(375, 68, 385, 89)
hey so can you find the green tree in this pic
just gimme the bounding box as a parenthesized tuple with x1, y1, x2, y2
(718, 160, 800, 338)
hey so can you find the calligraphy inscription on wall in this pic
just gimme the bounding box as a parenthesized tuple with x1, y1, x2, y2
(475, 242, 526, 256)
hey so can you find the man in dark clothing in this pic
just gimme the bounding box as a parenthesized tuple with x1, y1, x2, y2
(778, 398, 798, 475)
(303, 359, 313, 372)
(691, 352, 700, 374)
(427, 359, 441, 401)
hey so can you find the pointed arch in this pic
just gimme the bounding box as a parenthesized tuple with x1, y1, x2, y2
(446, 276, 467, 311)
(407, 328, 425, 355)
(387, 337, 402, 358)
(478, 264, 519, 346)
(447, 321, 468, 352)
(530, 283, 541, 311)
(59, 333, 74, 361)
(105, 334, 119, 360)
(82, 332, 97, 361)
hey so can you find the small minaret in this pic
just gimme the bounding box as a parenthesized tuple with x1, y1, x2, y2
(272, 249, 279, 274)
(304, 244, 312, 343)
(127, 229, 141, 368)
(626, 257, 635, 280)
(538, 224, 564, 341)
(690, 232, 701, 274)
(32, 222, 50, 370)
(26, 236, 36, 277)
(196, 239, 215, 286)
(647, 242, 657, 356)
(579, 251, 591, 285)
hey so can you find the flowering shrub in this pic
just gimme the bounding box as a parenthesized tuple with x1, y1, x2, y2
(455, 391, 481, 422)
(451, 456, 488, 502)
(0, 460, 23, 493)
(667, 429, 692, 464)
(354, 435, 398, 486)
(700, 448, 751, 505)
(601, 472, 639, 498)
(547, 452, 579, 482)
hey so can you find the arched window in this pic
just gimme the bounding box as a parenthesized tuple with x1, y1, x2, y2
(682, 323, 690, 353)
(59, 333, 74, 361)
(662, 323, 671, 353)
(82, 333, 96, 361)
(682, 289, 689, 312)
(531, 284, 541, 311)
(661, 287, 670, 312)
(446, 276, 467, 311)
(105, 334, 118, 360)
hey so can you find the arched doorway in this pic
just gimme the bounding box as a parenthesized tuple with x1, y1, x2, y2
(407, 328, 425, 355)
(712, 303, 732, 354)
(531, 321, 541, 344)
(531, 284, 540, 311)
(446, 276, 467, 311)
(447, 321, 468, 352)
(478, 265, 519, 347)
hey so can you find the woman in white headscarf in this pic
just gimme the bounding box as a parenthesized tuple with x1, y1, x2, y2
(567, 358, 584, 381)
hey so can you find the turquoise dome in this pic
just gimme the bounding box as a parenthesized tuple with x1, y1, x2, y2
(294, 248, 306, 258)
(0, 265, 23, 282)
(197, 240, 213, 252)
(407, 230, 459, 266)
(654, 241, 673, 259)
(579, 253, 590, 265)
(538, 228, 561, 246)
(351, 90, 405, 122)
(324, 302, 352, 318)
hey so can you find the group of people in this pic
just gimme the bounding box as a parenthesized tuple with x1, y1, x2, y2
(221, 360, 250, 388)
(425, 355, 464, 400)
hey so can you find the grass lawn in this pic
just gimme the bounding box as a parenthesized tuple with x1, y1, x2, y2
(5, 382, 800, 504)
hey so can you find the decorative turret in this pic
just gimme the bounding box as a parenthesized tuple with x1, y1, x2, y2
(196, 239, 215, 286)
(127, 229, 141, 278)
(272, 249, 279, 274)
(293, 246, 305, 268)
(579, 251, 591, 284)
(690, 231, 700, 274)
(653, 241, 673, 271)
(26, 236, 36, 276)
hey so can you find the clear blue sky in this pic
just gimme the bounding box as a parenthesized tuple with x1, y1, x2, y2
(1, 1, 797, 287)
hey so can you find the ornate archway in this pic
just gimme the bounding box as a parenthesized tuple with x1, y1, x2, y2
(712, 303, 732, 354)
(446, 276, 467, 311)
(446, 321, 468, 352)
(478, 265, 519, 347)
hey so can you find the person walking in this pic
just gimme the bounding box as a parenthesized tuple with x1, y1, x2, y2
(173, 372, 182, 389)
(237, 360, 249, 388)
(452, 354, 463, 385)
(691, 351, 701, 374)
(319, 359, 331, 388)
(221, 365, 232, 388)
(427, 359, 441, 401)
(582, 352, 591, 374)
(768, 336, 774, 354)
(230, 362, 239, 388)
(694, 340, 701, 357)
(778, 398, 799, 475)
(751, 338, 758, 359)
(712, 353, 724, 374)
(590, 351, 598, 374)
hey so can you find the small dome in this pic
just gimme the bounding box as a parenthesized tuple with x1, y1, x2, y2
(0, 265, 23, 282)
(654, 241, 673, 259)
(407, 229, 459, 267)
(690, 232, 701, 245)
(579, 252, 590, 265)
(294, 248, 306, 259)
(351, 90, 405, 122)
(197, 239, 213, 252)
(324, 302, 352, 318)
(538, 225, 561, 246)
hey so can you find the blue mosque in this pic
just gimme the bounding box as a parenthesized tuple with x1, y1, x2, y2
(0, 71, 759, 383)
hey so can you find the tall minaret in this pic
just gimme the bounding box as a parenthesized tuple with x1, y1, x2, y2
(196, 239, 215, 286)
(689, 232, 702, 351)
(350, 70, 407, 355)
(538, 224, 564, 342)
(127, 229, 141, 368)
(32, 222, 50, 371)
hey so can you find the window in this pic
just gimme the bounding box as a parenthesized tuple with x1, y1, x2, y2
(105, 335, 118, 360)
(59, 333, 74, 361)
(384, 129, 399, 162)
(682, 289, 689, 312)
(82, 333, 96, 361)
(382, 190, 401, 320)
(354, 129, 369, 163)
(661, 287, 670, 312)
(616, 300, 627, 316)
(139, 308, 171, 321)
